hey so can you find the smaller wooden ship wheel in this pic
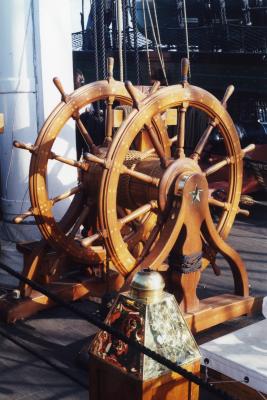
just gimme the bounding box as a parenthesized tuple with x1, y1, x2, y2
(98, 59, 255, 313)
(12, 58, 170, 298)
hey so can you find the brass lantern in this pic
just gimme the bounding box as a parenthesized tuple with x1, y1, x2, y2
(90, 269, 201, 381)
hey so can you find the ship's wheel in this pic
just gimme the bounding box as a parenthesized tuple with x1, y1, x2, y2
(9, 58, 256, 323)
(13, 58, 170, 266)
(96, 59, 253, 302)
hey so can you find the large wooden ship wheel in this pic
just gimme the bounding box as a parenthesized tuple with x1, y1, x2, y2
(13, 58, 170, 266)
(97, 59, 254, 305)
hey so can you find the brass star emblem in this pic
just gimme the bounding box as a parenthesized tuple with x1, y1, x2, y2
(190, 184, 203, 203)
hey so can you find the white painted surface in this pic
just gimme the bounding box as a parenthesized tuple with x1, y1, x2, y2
(0, 0, 76, 286)
(0, 0, 38, 221)
(262, 297, 267, 318)
(0, 0, 40, 285)
(32, 0, 77, 221)
(70, 0, 91, 33)
(200, 319, 267, 394)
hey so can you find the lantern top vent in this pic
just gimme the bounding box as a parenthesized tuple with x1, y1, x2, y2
(130, 268, 165, 302)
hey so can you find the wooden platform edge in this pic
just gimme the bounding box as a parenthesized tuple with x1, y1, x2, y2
(0, 272, 123, 323)
(184, 294, 263, 333)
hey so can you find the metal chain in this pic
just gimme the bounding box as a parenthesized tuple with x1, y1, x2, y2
(0, 262, 240, 400)
(131, 0, 140, 84)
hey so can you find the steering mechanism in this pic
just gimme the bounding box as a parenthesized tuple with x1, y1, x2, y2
(8, 58, 256, 327)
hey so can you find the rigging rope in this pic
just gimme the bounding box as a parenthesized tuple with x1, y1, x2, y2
(151, 0, 168, 84)
(132, 0, 140, 84)
(92, 0, 100, 116)
(117, 0, 124, 81)
(122, 0, 128, 81)
(142, 0, 152, 80)
(92, 0, 99, 81)
(145, 0, 168, 85)
(183, 0, 190, 77)
(99, 0, 106, 79)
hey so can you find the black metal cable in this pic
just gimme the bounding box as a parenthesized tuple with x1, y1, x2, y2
(132, 0, 140, 84)
(0, 262, 239, 400)
(0, 327, 88, 390)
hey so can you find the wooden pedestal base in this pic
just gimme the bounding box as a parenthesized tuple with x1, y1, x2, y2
(89, 355, 200, 400)
(0, 270, 124, 323)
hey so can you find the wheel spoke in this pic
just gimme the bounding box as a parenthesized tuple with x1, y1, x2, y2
(149, 80, 160, 95)
(81, 231, 103, 248)
(191, 119, 217, 161)
(51, 184, 83, 206)
(169, 135, 177, 145)
(14, 140, 96, 171)
(145, 123, 169, 168)
(105, 96, 115, 145)
(68, 204, 90, 239)
(136, 220, 162, 263)
(191, 85, 235, 161)
(50, 151, 88, 171)
(209, 197, 249, 216)
(143, 147, 156, 157)
(118, 207, 140, 230)
(119, 201, 157, 228)
(241, 143, 255, 157)
(205, 156, 232, 176)
(125, 81, 141, 110)
(107, 57, 114, 82)
(121, 165, 160, 187)
(83, 152, 110, 169)
(13, 209, 34, 224)
(13, 140, 37, 154)
(176, 102, 188, 158)
(53, 77, 69, 103)
(221, 85, 235, 108)
(75, 117, 99, 155)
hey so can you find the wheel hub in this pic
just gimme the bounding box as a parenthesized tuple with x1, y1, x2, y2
(159, 157, 202, 212)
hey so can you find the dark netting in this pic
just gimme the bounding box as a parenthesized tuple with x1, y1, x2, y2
(72, 28, 152, 52)
(72, 25, 267, 54)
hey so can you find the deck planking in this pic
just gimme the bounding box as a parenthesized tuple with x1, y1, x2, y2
(0, 204, 266, 400)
